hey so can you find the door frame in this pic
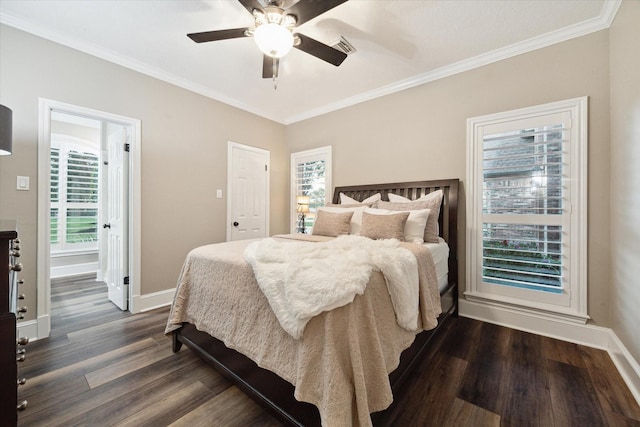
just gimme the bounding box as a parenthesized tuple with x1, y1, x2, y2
(226, 141, 270, 241)
(35, 98, 141, 339)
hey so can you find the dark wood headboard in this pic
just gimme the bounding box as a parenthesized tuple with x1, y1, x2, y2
(332, 179, 459, 286)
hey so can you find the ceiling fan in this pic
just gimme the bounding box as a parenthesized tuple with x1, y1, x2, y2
(187, 0, 350, 82)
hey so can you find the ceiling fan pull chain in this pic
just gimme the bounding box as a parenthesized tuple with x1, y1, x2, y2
(273, 58, 278, 90)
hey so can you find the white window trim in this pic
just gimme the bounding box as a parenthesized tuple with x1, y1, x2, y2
(465, 97, 588, 324)
(290, 146, 332, 233)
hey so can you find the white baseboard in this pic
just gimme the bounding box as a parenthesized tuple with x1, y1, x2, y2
(17, 319, 39, 342)
(131, 288, 176, 313)
(607, 330, 640, 405)
(460, 299, 640, 405)
(51, 261, 99, 279)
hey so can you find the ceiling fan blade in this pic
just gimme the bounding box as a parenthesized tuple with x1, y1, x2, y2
(187, 28, 250, 43)
(262, 55, 279, 79)
(237, 0, 264, 16)
(294, 33, 347, 66)
(285, 0, 349, 26)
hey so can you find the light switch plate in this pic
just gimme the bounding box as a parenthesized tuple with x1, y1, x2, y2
(216, 189, 223, 199)
(17, 176, 30, 191)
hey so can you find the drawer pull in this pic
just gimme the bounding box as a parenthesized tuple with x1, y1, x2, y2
(11, 250, 20, 257)
(17, 377, 26, 386)
(17, 400, 27, 411)
(17, 306, 28, 314)
(18, 293, 25, 300)
(17, 354, 26, 362)
(17, 336, 29, 346)
(11, 262, 23, 271)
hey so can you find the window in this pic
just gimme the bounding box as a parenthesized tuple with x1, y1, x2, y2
(290, 146, 332, 233)
(466, 97, 588, 323)
(50, 135, 100, 253)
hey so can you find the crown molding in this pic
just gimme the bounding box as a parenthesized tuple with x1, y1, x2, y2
(0, 11, 285, 124)
(285, 0, 622, 124)
(1, 0, 621, 126)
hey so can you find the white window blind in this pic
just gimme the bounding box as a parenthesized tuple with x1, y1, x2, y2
(51, 136, 100, 252)
(290, 146, 332, 233)
(466, 97, 588, 323)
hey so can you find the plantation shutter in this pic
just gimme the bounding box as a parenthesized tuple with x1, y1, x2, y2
(50, 137, 100, 252)
(50, 147, 60, 246)
(65, 150, 99, 245)
(481, 112, 569, 294)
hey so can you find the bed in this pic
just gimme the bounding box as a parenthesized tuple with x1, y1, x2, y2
(166, 178, 459, 426)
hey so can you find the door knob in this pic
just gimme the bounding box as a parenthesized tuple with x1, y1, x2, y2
(233, 222, 239, 227)
(103, 223, 111, 229)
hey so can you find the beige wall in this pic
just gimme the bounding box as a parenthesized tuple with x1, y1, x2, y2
(609, 0, 640, 361)
(286, 30, 612, 327)
(0, 24, 288, 319)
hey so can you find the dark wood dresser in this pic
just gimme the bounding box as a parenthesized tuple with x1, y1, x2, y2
(1, 220, 27, 427)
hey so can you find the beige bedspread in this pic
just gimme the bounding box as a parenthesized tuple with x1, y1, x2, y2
(165, 234, 441, 426)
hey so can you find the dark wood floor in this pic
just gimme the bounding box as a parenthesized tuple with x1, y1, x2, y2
(17, 278, 640, 426)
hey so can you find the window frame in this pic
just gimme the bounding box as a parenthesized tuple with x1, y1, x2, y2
(465, 97, 588, 323)
(290, 146, 332, 234)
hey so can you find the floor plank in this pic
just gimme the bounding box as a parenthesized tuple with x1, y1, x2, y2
(500, 329, 554, 426)
(547, 359, 609, 426)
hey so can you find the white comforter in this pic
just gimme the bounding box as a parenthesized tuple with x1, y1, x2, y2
(244, 235, 419, 339)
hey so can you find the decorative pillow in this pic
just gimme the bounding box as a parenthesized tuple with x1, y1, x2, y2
(360, 211, 410, 241)
(365, 207, 430, 244)
(340, 192, 381, 205)
(325, 202, 374, 208)
(317, 206, 367, 235)
(312, 210, 354, 237)
(384, 190, 443, 243)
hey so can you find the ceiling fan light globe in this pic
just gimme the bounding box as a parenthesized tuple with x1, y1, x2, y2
(254, 23, 293, 58)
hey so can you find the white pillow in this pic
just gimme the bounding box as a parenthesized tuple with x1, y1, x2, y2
(364, 207, 430, 244)
(340, 192, 381, 205)
(388, 190, 443, 204)
(317, 206, 367, 235)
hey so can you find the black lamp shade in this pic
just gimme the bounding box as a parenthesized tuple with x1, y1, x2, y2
(0, 105, 13, 156)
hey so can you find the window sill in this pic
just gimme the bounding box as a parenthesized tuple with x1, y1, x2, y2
(464, 290, 590, 325)
(51, 249, 99, 258)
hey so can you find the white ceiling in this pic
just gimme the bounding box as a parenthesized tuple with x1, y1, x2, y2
(0, 0, 619, 124)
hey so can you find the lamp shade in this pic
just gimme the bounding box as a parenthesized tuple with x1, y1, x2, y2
(296, 195, 310, 213)
(0, 105, 12, 156)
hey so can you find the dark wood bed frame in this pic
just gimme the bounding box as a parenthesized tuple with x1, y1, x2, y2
(172, 178, 459, 426)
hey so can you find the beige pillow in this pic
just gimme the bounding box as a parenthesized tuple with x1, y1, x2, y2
(365, 207, 430, 244)
(316, 206, 366, 235)
(312, 210, 354, 237)
(360, 211, 409, 241)
(381, 190, 444, 243)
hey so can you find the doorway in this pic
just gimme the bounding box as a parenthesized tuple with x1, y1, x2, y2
(35, 99, 141, 339)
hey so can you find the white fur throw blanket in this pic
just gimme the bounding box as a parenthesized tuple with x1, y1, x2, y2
(244, 235, 419, 339)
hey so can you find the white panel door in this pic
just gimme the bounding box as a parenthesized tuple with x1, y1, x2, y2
(228, 142, 269, 241)
(105, 123, 129, 310)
